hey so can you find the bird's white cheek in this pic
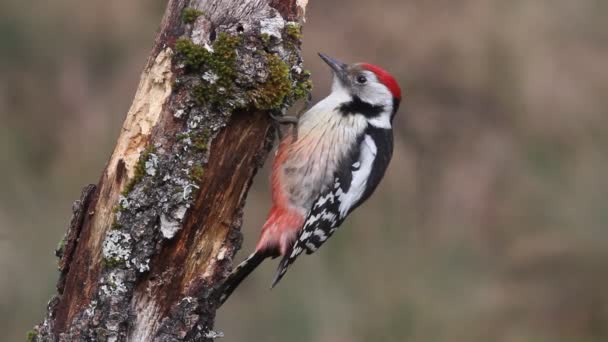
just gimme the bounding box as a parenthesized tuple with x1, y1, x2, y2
(359, 84, 392, 107)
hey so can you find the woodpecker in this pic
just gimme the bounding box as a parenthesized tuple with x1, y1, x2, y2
(220, 53, 401, 304)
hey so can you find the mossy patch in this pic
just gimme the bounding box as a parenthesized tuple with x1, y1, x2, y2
(174, 29, 311, 114)
(176, 132, 189, 141)
(174, 38, 210, 70)
(102, 257, 124, 268)
(112, 204, 125, 213)
(121, 146, 156, 196)
(190, 164, 205, 183)
(192, 128, 210, 151)
(247, 53, 312, 110)
(285, 23, 302, 40)
(55, 236, 66, 258)
(260, 33, 271, 48)
(111, 219, 121, 230)
(246, 53, 292, 110)
(26, 330, 38, 342)
(293, 70, 313, 100)
(175, 33, 243, 109)
(182, 8, 204, 24)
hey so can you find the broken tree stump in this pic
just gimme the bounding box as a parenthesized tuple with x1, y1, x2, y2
(31, 0, 310, 340)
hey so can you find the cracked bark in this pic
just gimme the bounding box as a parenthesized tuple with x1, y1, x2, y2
(32, 0, 309, 341)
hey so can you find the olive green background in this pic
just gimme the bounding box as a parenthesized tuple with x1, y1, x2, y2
(1, 1, 608, 341)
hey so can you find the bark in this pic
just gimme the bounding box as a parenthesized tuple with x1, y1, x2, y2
(32, 0, 309, 341)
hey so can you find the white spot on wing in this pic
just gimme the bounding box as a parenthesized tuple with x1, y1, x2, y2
(313, 192, 335, 209)
(300, 230, 312, 240)
(338, 135, 377, 218)
(320, 210, 337, 223)
(304, 213, 320, 226)
(305, 242, 317, 251)
(313, 229, 328, 241)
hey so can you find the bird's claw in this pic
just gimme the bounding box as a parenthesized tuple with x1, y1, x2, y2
(269, 94, 311, 142)
(269, 113, 299, 141)
(269, 113, 299, 125)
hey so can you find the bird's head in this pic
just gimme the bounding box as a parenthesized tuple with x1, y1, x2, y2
(319, 53, 401, 129)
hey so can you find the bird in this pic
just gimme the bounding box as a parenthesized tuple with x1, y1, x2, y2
(219, 53, 401, 304)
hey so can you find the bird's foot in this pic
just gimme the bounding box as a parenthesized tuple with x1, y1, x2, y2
(269, 113, 299, 125)
(269, 94, 312, 141)
(269, 113, 299, 141)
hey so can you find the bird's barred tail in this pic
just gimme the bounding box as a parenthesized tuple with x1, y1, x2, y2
(219, 252, 266, 305)
(271, 246, 304, 288)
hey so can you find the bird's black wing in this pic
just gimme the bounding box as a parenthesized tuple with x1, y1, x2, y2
(272, 126, 393, 287)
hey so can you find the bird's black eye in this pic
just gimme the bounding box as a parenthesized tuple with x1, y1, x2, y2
(356, 75, 367, 84)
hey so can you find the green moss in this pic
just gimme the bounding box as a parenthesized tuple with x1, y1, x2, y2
(247, 53, 292, 110)
(293, 71, 313, 100)
(174, 31, 310, 113)
(192, 137, 208, 151)
(182, 8, 204, 24)
(121, 146, 155, 196)
(112, 204, 125, 213)
(111, 219, 121, 230)
(56, 236, 66, 257)
(261, 33, 271, 48)
(103, 257, 124, 268)
(285, 23, 302, 40)
(211, 33, 242, 70)
(176, 132, 189, 141)
(246, 53, 312, 110)
(174, 38, 210, 70)
(26, 330, 37, 342)
(190, 128, 209, 151)
(190, 164, 205, 183)
(175, 33, 242, 109)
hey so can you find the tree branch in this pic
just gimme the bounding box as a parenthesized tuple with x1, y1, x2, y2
(32, 0, 309, 341)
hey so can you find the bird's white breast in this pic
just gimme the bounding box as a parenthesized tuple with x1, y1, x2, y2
(279, 90, 368, 213)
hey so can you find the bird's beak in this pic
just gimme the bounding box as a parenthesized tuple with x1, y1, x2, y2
(318, 53, 348, 84)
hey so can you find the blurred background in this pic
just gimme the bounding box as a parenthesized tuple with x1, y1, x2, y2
(1, 0, 608, 341)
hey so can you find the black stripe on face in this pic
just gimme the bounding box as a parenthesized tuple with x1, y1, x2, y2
(338, 96, 385, 118)
(391, 97, 400, 122)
